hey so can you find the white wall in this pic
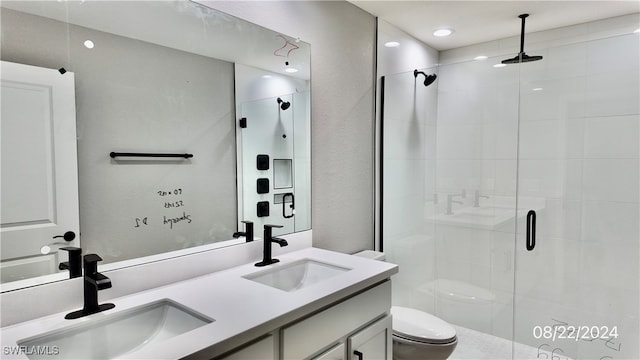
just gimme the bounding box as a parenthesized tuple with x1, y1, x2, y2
(204, 1, 378, 254)
(376, 19, 440, 77)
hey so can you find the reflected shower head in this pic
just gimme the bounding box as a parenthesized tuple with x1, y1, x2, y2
(277, 97, 291, 110)
(413, 70, 438, 87)
(501, 14, 543, 64)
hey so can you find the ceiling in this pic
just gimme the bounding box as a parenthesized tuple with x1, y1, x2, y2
(349, 1, 640, 50)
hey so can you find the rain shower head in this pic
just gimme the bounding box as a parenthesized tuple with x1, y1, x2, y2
(413, 70, 437, 87)
(501, 14, 543, 64)
(502, 53, 543, 64)
(277, 97, 291, 110)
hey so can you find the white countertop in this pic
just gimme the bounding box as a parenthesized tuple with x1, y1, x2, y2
(0, 248, 398, 359)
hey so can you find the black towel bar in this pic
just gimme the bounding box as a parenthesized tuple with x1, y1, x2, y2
(110, 152, 193, 159)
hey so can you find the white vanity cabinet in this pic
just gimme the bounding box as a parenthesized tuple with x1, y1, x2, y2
(313, 315, 392, 360)
(216, 334, 276, 360)
(285, 280, 391, 360)
(215, 280, 392, 360)
(313, 343, 346, 360)
(347, 315, 392, 360)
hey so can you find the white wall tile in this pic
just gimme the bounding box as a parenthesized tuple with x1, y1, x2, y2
(587, 34, 640, 75)
(517, 159, 583, 199)
(586, 70, 640, 117)
(584, 115, 639, 159)
(582, 159, 639, 202)
(436, 123, 483, 159)
(582, 201, 639, 245)
(519, 76, 587, 121)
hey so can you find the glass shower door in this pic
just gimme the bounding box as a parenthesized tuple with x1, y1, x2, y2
(513, 33, 639, 360)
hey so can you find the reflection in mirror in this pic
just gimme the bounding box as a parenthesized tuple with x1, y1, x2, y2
(0, 0, 310, 291)
(235, 64, 311, 237)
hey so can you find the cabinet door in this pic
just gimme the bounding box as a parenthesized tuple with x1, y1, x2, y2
(348, 316, 392, 360)
(217, 334, 275, 360)
(312, 343, 345, 360)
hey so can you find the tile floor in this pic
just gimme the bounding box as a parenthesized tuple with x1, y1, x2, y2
(450, 325, 574, 360)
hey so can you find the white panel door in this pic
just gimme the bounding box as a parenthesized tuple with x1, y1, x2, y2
(1, 61, 80, 282)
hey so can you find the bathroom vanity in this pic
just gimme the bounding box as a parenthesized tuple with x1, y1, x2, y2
(0, 247, 397, 359)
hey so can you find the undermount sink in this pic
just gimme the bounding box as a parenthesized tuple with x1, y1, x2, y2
(18, 299, 213, 359)
(243, 258, 351, 292)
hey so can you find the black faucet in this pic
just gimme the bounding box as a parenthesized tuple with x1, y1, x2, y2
(255, 224, 288, 267)
(58, 247, 82, 279)
(232, 221, 254, 242)
(65, 254, 115, 319)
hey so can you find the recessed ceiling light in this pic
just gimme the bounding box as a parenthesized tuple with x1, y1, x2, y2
(433, 28, 453, 37)
(384, 41, 400, 48)
(262, 75, 272, 79)
(83, 40, 94, 49)
(474, 55, 488, 61)
(285, 68, 299, 73)
(634, 28, 640, 33)
(532, 87, 543, 91)
(493, 63, 507, 68)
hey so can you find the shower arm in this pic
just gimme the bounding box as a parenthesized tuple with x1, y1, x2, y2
(519, 14, 527, 54)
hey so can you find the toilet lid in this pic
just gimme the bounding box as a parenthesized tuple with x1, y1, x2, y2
(391, 306, 456, 344)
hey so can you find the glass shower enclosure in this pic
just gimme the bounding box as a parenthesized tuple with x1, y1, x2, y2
(381, 30, 639, 359)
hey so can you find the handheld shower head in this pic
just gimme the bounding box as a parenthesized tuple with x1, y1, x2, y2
(277, 97, 291, 110)
(413, 70, 438, 87)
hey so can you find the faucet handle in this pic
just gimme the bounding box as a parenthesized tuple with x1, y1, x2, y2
(263, 224, 283, 242)
(60, 246, 81, 256)
(241, 221, 254, 242)
(83, 253, 104, 274)
(59, 247, 82, 278)
(84, 254, 103, 263)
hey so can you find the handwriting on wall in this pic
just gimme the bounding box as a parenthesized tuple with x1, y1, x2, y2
(134, 188, 192, 230)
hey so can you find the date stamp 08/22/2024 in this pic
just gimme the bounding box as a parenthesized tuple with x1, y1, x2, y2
(532, 321, 624, 359)
(533, 325, 619, 342)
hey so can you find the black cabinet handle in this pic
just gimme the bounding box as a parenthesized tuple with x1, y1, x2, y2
(353, 350, 363, 360)
(526, 210, 536, 251)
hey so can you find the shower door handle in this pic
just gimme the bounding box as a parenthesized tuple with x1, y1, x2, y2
(526, 210, 536, 251)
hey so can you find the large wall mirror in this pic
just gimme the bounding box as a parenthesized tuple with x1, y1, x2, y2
(0, 0, 311, 291)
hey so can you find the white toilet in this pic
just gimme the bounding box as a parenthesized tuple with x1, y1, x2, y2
(353, 251, 458, 360)
(391, 306, 457, 360)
